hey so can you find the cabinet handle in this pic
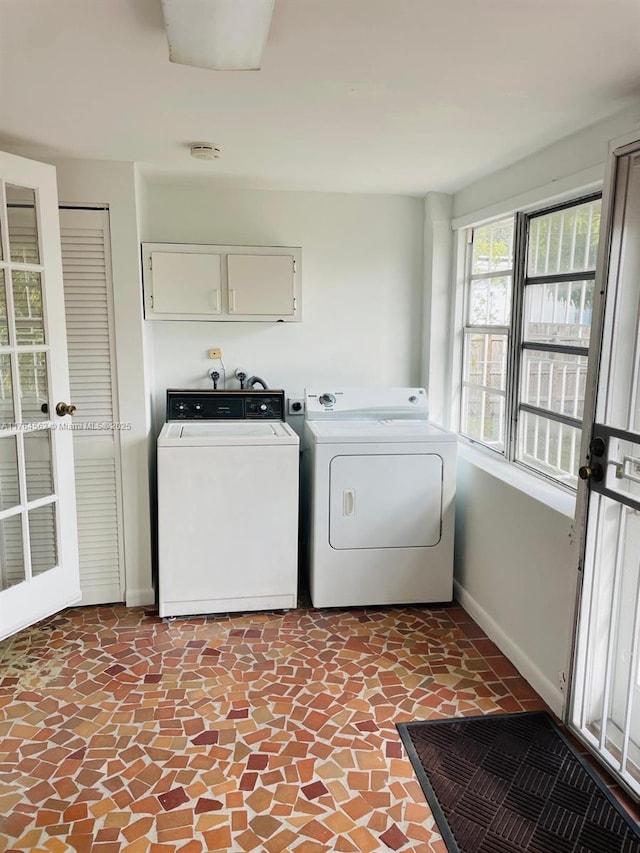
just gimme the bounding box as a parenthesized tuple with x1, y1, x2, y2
(343, 489, 355, 517)
(213, 290, 220, 312)
(229, 289, 236, 312)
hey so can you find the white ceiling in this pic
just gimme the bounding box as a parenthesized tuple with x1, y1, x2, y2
(1, 0, 639, 195)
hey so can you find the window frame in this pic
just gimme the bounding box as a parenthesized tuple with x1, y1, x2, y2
(460, 218, 514, 452)
(459, 191, 602, 490)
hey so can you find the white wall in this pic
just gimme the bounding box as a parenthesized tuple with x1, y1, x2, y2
(455, 457, 578, 715)
(449, 104, 640, 715)
(421, 193, 454, 428)
(139, 180, 425, 433)
(453, 102, 640, 222)
(51, 159, 154, 607)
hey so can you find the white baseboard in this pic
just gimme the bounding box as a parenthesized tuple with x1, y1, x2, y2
(125, 587, 156, 608)
(454, 579, 565, 717)
(80, 587, 123, 607)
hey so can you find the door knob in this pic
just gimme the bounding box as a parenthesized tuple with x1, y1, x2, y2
(56, 401, 77, 417)
(578, 463, 604, 482)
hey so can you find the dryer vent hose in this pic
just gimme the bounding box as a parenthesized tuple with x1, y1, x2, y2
(245, 375, 268, 389)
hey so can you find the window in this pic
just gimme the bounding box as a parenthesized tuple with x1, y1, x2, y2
(460, 195, 601, 488)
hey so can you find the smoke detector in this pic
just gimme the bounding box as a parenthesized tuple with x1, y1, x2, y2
(190, 143, 221, 161)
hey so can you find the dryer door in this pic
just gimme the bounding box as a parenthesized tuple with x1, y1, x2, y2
(329, 453, 442, 550)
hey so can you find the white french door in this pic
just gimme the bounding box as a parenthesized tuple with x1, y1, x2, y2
(570, 132, 640, 800)
(0, 151, 80, 640)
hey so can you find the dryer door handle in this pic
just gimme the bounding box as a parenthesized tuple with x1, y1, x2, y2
(343, 489, 355, 517)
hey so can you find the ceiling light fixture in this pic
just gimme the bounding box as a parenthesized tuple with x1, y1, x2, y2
(161, 0, 275, 71)
(190, 143, 222, 160)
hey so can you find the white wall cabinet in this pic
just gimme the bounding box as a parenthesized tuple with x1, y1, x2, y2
(142, 243, 301, 321)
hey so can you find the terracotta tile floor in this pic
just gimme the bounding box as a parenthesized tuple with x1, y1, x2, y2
(0, 602, 631, 852)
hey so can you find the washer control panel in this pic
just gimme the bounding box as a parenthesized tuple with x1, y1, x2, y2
(167, 389, 285, 420)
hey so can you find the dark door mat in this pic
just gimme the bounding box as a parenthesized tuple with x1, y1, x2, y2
(397, 711, 640, 853)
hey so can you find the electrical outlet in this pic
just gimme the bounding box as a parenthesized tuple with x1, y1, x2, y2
(288, 398, 305, 415)
(208, 348, 222, 359)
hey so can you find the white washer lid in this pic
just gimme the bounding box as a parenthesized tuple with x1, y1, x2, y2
(158, 420, 299, 447)
(304, 419, 456, 444)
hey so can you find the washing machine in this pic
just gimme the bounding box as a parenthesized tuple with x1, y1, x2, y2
(157, 389, 299, 617)
(303, 387, 456, 608)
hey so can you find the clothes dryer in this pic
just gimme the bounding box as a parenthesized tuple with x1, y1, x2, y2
(303, 388, 456, 607)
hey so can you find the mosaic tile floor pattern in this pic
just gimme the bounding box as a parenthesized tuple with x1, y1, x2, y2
(0, 604, 551, 852)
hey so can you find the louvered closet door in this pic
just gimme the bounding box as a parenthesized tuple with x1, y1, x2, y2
(59, 207, 124, 604)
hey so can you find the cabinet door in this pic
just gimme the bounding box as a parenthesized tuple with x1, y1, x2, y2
(227, 254, 295, 316)
(151, 252, 221, 314)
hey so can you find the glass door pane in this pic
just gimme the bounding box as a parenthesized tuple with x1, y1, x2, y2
(0, 436, 20, 512)
(0, 514, 25, 589)
(0, 271, 8, 345)
(29, 503, 58, 577)
(12, 270, 45, 345)
(6, 184, 40, 263)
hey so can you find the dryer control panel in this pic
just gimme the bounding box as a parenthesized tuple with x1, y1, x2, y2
(167, 389, 285, 420)
(305, 387, 428, 420)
